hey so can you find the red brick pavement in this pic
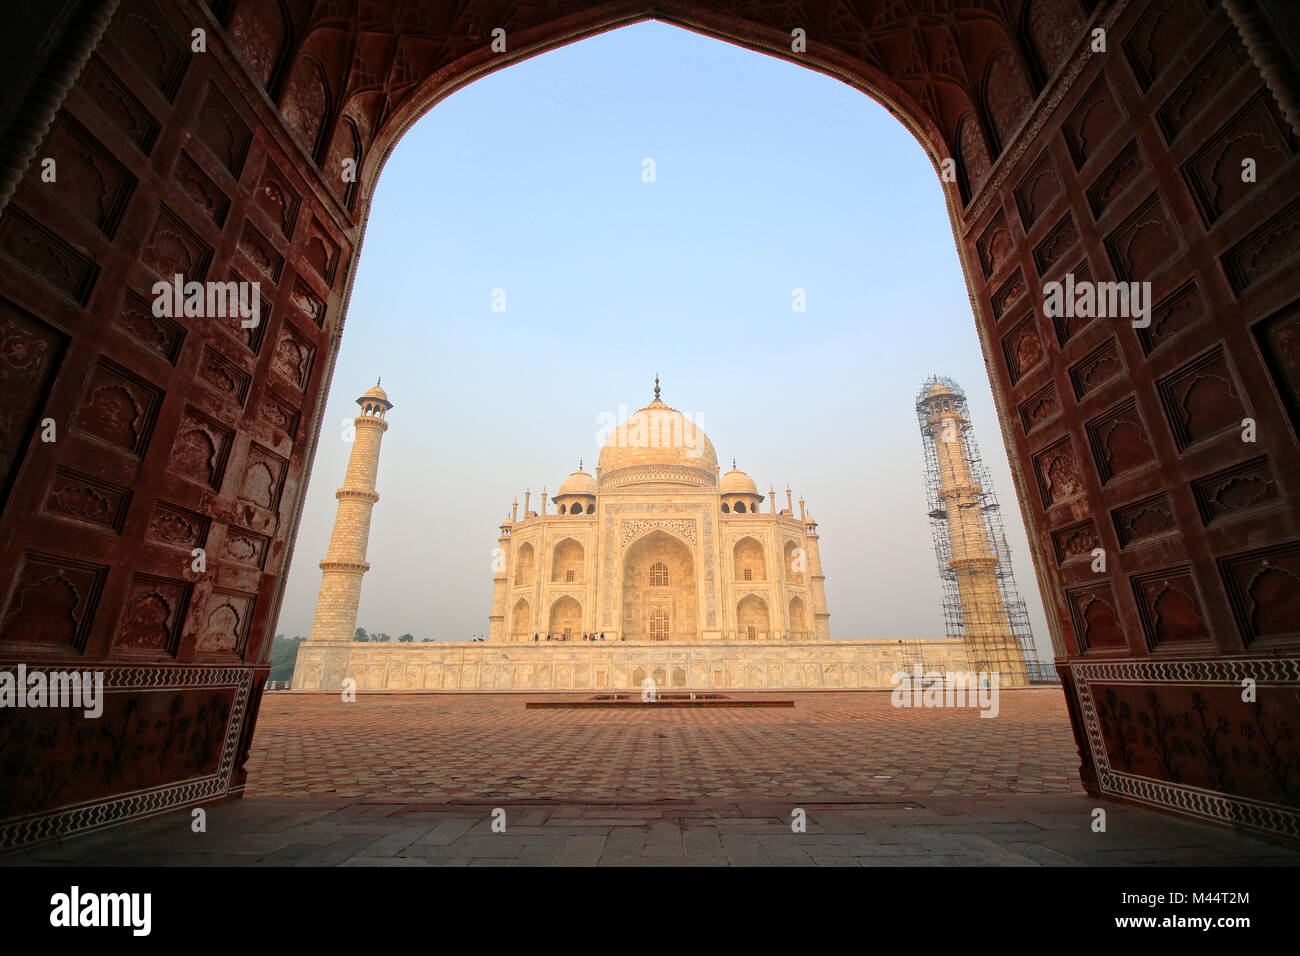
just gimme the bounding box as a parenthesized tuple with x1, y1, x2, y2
(245, 688, 1084, 801)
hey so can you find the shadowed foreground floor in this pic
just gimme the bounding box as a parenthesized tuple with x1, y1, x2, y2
(4, 690, 1297, 865)
(6, 794, 1297, 866)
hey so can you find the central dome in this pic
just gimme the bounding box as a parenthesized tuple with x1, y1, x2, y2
(598, 397, 717, 486)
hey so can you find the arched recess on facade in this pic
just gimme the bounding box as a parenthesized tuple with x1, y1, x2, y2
(1020, 0, 1087, 91)
(514, 542, 534, 585)
(733, 536, 765, 581)
(551, 537, 584, 583)
(548, 595, 582, 638)
(789, 596, 808, 640)
(953, 111, 991, 205)
(324, 114, 364, 211)
(622, 529, 697, 642)
(737, 595, 769, 641)
(279, 53, 332, 162)
(783, 540, 805, 584)
(511, 598, 531, 640)
(981, 47, 1035, 156)
(227, 0, 293, 94)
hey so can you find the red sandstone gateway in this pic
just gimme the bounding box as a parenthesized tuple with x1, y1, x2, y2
(0, 0, 1297, 850)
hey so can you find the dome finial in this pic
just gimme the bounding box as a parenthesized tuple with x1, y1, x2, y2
(578, 459, 583, 471)
(376, 376, 381, 386)
(653, 373, 660, 401)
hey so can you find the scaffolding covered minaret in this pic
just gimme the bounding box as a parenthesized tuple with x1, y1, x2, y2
(917, 376, 1042, 686)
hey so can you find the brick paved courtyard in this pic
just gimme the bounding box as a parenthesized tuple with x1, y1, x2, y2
(6, 688, 1298, 866)
(245, 688, 1084, 800)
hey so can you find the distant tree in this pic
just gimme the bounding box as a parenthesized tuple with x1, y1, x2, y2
(371, 632, 391, 643)
(354, 627, 368, 642)
(269, 634, 306, 682)
(398, 633, 414, 642)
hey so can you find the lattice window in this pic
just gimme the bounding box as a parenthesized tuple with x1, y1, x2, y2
(566, 569, 574, 582)
(650, 562, 668, 586)
(747, 626, 756, 640)
(743, 568, 752, 581)
(650, 608, 669, 641)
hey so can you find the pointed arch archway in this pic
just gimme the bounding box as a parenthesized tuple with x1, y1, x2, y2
(789, 596, 808, 641)
(0, 0, 1296, 843)
(551, 537, 584, 583)
(548, 595, 582, 639)
(733, 536, 765, 581)
(737, 594, 770, 641)
(622, 528, 697, 642)
(511, 597, 531, 641)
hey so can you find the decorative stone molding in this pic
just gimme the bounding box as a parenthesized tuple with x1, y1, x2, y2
(601, 464, 715, 488)
(291, 639, 973, 694)
(1071, 657, 1300, 840)
(619, 518, 697, 548)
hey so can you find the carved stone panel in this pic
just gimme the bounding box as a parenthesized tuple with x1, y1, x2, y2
(1, 552, 108, 650)
(1218, 543, 1300, 644)
(0, 300, 66, 504)
(113, 574, 191, 656)
(146, 500, 210, 551)
(72, 358, 162, 458)
(1070, 338, 1122, 400)
(1105, 192, 1179, 285)
(42, 468, 131, 533)
(1066, 582, 1129, 652)
(1112, 492, 1178, 549)
(1156, 347, 1245, 450)
(1063, 74, 1121, 168)
(167, 408, 233, 491)
(1191, 456, 1284, 526)
(1001, 313, 1045, 384)
(1019, 382, 1060, 435)
(1252, 301, 1300, 438)
(197, 589, 255, 657)
(1087, 398, 1156, 484)
(1132, 566, 1210, 648)
(1052, 518, 1101, 565)
(1138, 281, 1205, 355)
(1033, 437, 1086, 509)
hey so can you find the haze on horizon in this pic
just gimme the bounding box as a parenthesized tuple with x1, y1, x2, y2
(273, 21, 1054, 663)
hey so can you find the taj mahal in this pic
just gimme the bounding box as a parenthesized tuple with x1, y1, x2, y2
(291, 377, 1032, 692)
(489, 378, 829, 644)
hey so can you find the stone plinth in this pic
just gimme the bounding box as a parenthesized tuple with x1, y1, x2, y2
(290, 639, 971, 691)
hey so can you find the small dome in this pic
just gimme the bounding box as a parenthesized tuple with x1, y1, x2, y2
(720, 467, 758, 495)
(359, 381, 391, 407)
(558, 468, 596, 496)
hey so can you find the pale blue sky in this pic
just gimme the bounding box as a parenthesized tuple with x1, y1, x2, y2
(274, 21, 1053, 661)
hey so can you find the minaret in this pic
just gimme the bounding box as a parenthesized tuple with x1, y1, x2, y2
(305, 381, 393, 643)
(488, 513, 512, 642)
(917, 377, 1029, 686)
(802, 509, 831, 639)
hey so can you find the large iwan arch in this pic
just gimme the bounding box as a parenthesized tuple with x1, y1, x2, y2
(622, 529, 697, 642)
(0, 0, 1297, 846)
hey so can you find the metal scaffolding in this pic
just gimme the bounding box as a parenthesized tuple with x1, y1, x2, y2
(916, 376, 1055, 684)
